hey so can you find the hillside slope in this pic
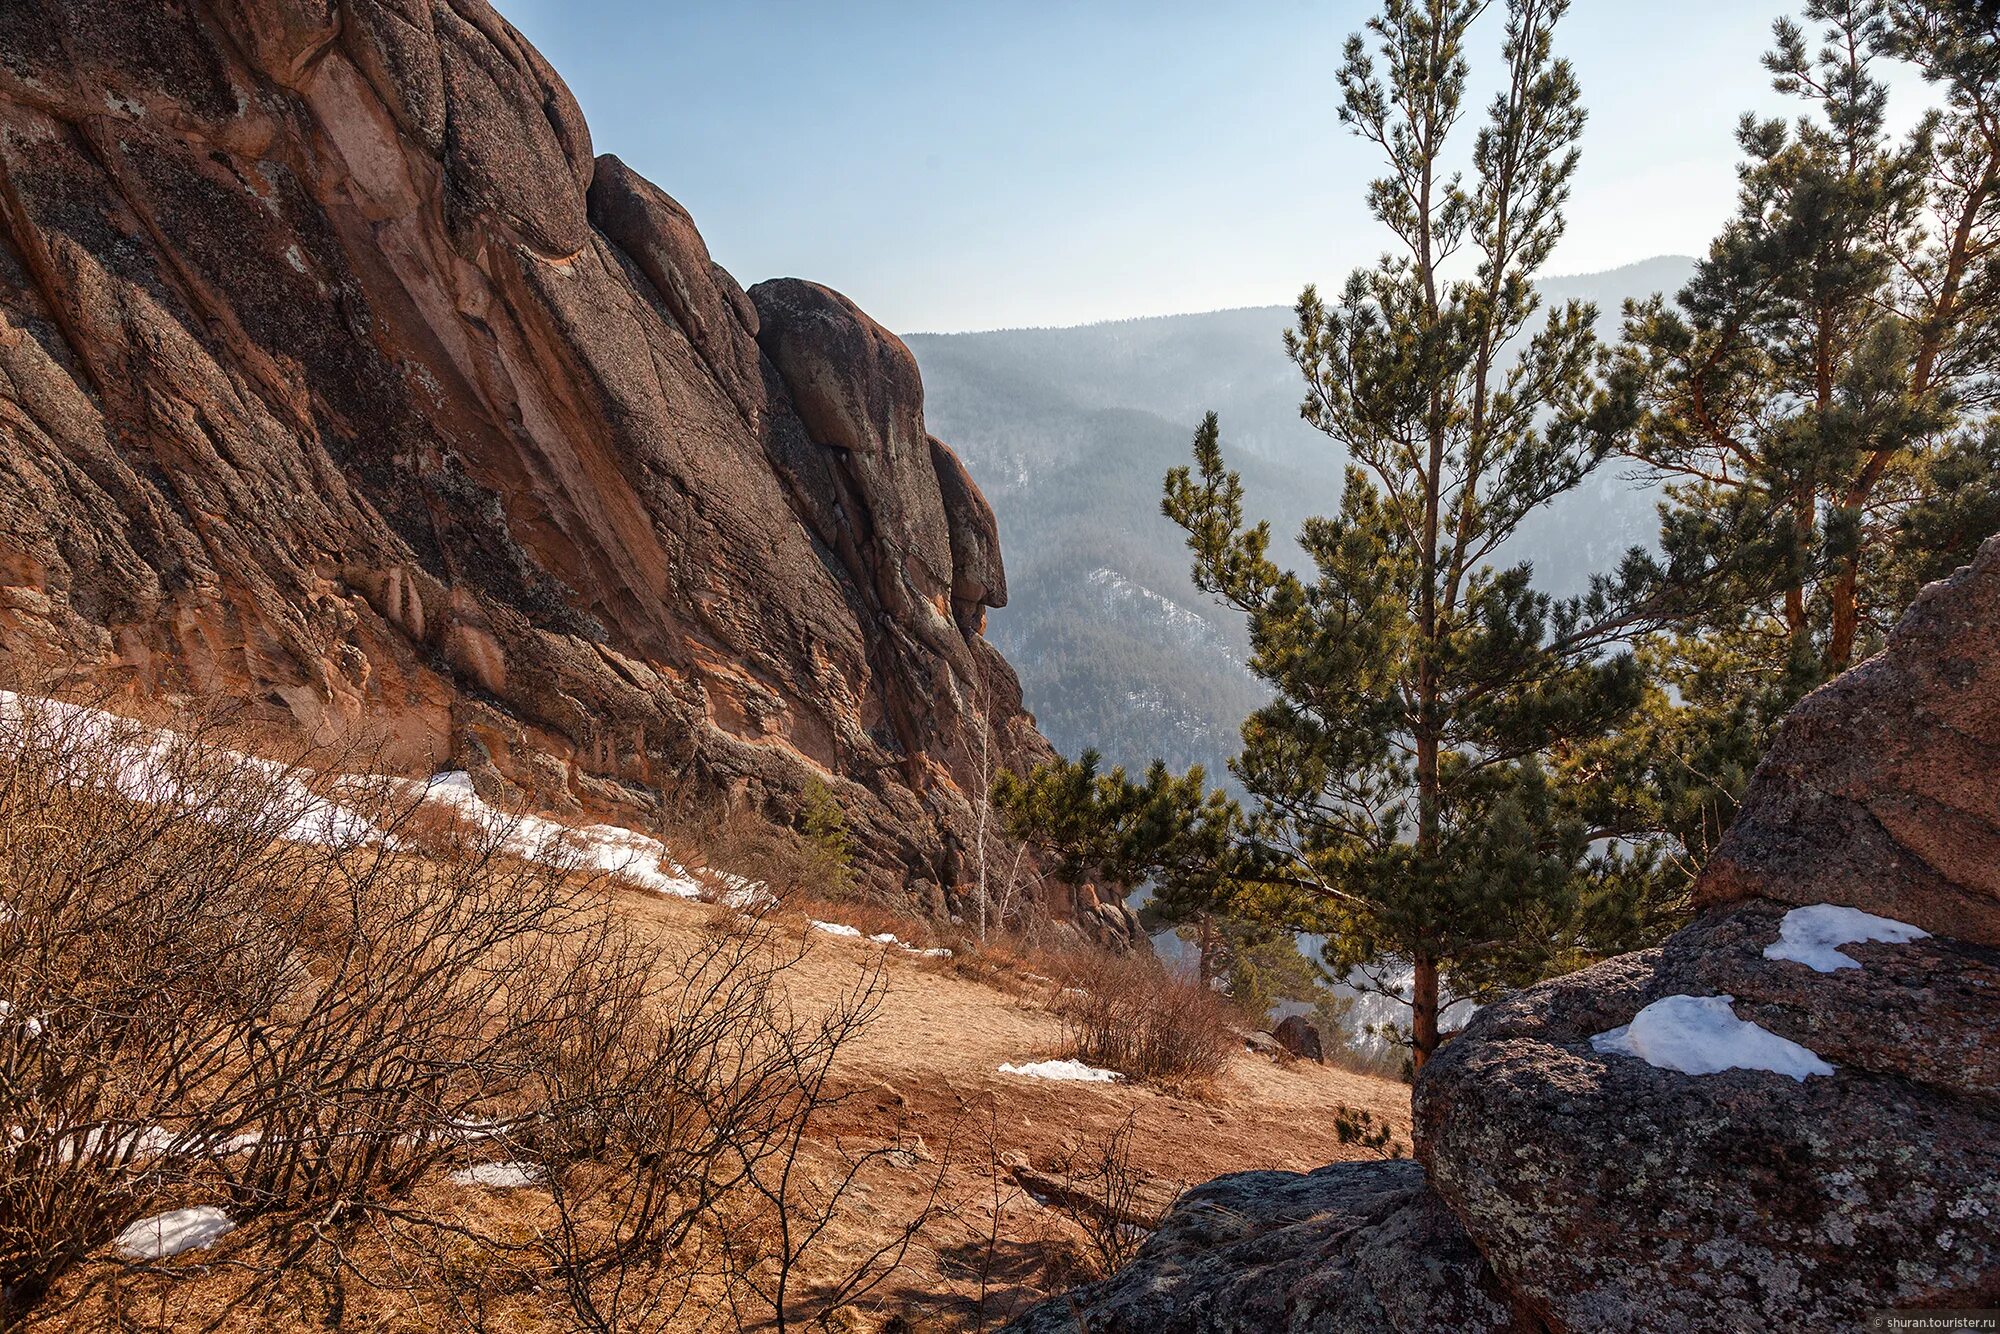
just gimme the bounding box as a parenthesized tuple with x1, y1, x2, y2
(0, 0, 1048, 909)
(909, 255, 1696, 782)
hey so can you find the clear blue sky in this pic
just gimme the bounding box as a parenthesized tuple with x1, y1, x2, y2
(500, 1, 1927, 333)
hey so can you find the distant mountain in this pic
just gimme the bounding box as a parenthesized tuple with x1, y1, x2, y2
(908, 255, 1698, 783)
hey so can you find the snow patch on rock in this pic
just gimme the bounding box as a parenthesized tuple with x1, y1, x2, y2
(1764, 903, 1929, 972)
(1591, 994, 1833, 1082)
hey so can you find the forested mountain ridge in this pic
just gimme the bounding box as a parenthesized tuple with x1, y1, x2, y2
(909, 254, 1696, 781)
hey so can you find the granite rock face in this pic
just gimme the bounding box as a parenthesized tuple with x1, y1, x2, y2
(0, 0, 1053, 902)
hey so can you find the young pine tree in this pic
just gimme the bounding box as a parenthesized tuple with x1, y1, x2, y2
(1161, 0, 1674, 1069)
(992, 751, 1241, 980)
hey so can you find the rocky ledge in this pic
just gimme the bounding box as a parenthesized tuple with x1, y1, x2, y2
(1005, 1159, 1529, 1334)
(1011, 538, 2000, 1329)
(0, 0, 1085, 914)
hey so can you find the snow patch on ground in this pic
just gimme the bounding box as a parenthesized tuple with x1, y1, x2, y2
(1764, 903, 1929, 972)
(451, 1161, 540, 1189)
(1591, 994, 1833, 1082)
(420, 772, 707, 900)
(114, 1206, 235, 1260)
(0, 690, 378, 849)
(0, 691, 744, 906)
(0, 999, 46, 1039)
(997, 1059, 1122, 1083)
(808, 919, 953, 959)
(714, 871, 776, 912)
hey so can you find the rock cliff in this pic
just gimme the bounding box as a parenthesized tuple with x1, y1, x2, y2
(1009, 538, 2000, 1330)
(0, 0, 1055, 906)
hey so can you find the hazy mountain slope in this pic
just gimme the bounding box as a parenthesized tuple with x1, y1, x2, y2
(909, 256, 1696, 780)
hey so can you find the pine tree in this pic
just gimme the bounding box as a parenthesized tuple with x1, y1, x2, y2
(796, 777, 856, 894)
(1158, 0, 1678, 1069)
(1621, 0, 2000, 687)
(992, 751, 1241, 982)
(1604, 0, 2000, 863)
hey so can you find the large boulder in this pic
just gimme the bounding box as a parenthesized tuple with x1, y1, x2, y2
(1013, 536, 2000, 1331)
(1274, 1015, 1324, 1063)
(0, 0, 1050, 905)
(1414, 535, 2000, 1330)
(1698, 535, 2000, 946)
(1416, 901, 2000, 1331)
(1003, 1160, 1531, 1334)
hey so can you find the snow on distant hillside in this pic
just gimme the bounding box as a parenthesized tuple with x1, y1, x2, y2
(908, 257, 1697, 785)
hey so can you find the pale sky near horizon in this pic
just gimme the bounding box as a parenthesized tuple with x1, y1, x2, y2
(499, 2, 1935, 334)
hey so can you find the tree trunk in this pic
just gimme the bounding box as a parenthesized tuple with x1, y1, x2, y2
(1411, 953, 1440, 1072)
(1827, 559, 1860, 673)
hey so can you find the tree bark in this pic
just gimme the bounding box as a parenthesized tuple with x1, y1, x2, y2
(1827, 561, 1861, 672)
(1412, 953, 1441, 1071)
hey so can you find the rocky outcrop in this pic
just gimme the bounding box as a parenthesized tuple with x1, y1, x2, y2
(1013, 538, 2000, 1331)
(929, 434, 1007, 624)
(1417, 902, 2000, 1330)
(0, 0, 1056, 904)
(1006, 1160, 1529, 1333)
(1697, 536, 2000, 946)
(1410, 537, 2000, 1330)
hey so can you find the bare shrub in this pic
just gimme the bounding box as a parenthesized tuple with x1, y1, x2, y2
(1, 697, 382, 1306)
(1032, 1113, 1180, 1281)
(0, 692, 943, 1329)
(1051, 953, 1233, 1086)
(679, 801, 854, 907)
(510, 924, 949, 1334)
